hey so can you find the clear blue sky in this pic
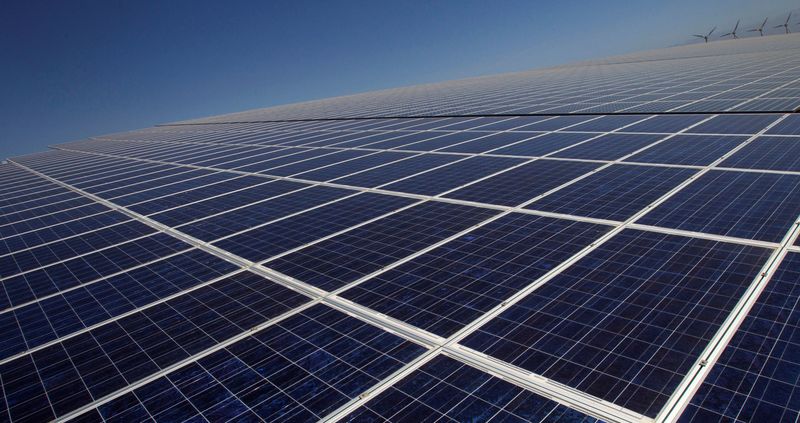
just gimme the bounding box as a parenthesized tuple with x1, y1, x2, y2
(1, 0, 797, 158)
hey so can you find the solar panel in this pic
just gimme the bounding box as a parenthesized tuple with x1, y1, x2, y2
(3, 34, 800, 423)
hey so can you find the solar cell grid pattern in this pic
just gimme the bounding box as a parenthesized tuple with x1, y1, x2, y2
(3, 34, 800, 423)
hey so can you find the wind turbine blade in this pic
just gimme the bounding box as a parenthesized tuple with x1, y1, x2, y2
(693, 34, 704, 38)
(747, 28, 757, 32)
(774, 24, 784, 28)
(762, 17, 768, 28)
(734, 19, 739, 31)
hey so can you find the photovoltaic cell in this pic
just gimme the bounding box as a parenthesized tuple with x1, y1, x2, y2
(445, 159, 601, 206)
(549, 133, 665, 161)
(382, 156, 525, 196)
(461, 229, 772, 417)
(720, 136, 800, 171)
(638, 170, 800, 242)
(213, 193, 417, 262)
(688, 114, 781, 135)
(345, 355, 599, 422)
(491, 132, 596, 157)
(266, 201, 499, 291)
(679, 253, 800, 423)
(0, 271, 310, 422)
(72, 304, 426, 423)
(334, 153, 460, 188)
(624, 135, 748, 166)
(341, 213, 610, 336)
(526, 165, 696, 221)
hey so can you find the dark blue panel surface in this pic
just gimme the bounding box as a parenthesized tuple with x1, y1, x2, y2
(346, 354, 599, 422)
(177, 185, 353, 241)
(0, 220, 155, 279)
(0, 271, 310, 422)
(638, 170, 800, 242)
(268, 201, 499, 291)
(148, 179, 303, 227)
(765, 114, 800, 135)
(625, 135, 747, 166)
(295, 151, 414, 181)
(440, 132, 535, 154)
(720, 136, 800, 171)
(0, 233, 188, 310)
(550, 133, 664, 160)
(461, 230, 771, 417)
(214, 193, 417, 262)
(342, 214, 609, 336)
(393, 131, 489, 152)
(445, 159, 601, 206)
(261, 149, 372, 177)
(527, 165, 695, 220)
(334, 154, 461, 188)
(622, 115, 708, 133)
(0, 249, 239, 359)
(688, 114, 780, 135)
(564, 115, 648, 132)
(71, 305, 425, 423)
(491, 132, 597, 157)
(383, 156, 525, 196)
(679, 252, 800, 423)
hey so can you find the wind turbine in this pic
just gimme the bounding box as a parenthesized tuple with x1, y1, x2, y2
(721, 20, 740, 39)
(774, 12, 792, 34)
(748, 18, 768, 36)
(693, 26, 716, 43)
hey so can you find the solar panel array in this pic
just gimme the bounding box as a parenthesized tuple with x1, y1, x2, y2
(2, 34, 800, 423)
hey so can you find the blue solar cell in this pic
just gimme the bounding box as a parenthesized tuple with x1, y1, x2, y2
(564, 115, 648, 132)
(0, 233, 188, 310)
(267, 201, 499, 291)
(0, 211, 128, 255)
(439, 132, 534, 154)
(0, 271, 310, 421)
(765, 114, 800, 135)
(720, 136, 800, 171)
(0, 249, 239, 359)
(550, 133, 664, 160)
(346, 354, 600, 422)
(621, 115, 708, 133)
(392, 131, 490, 152)
(295, 151, 414, 181)
(327, 131, 421, 149)
(214, 193, 417, 262)
(491, 132, 597, 157)
(177, 185, 353, 241)
(383, 156, 525, 196)
(638, 170, 800, 242)
(513, 115, 595, 131)
(526, 165, 695, 220)
(461, 229, 771, 417)
(117, 173, 260, 211)
(233, 148, 333, 173)
(688, 114, 780, 135)
(148, 180, 304, 227)
(445, 159, 601, 206)
(261, 149, 372, 176)
(71, 304, 425, 423)
(361, 131, 458, 150)
(334, 153, 460, 188)
(0, 220, 155, 279)
(0, 202, 108, 239)
(342, 213, 609, 336)
(624, 135, 747, 166)
(473, 116, 549, 131)
(679, 252, 800, 423)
